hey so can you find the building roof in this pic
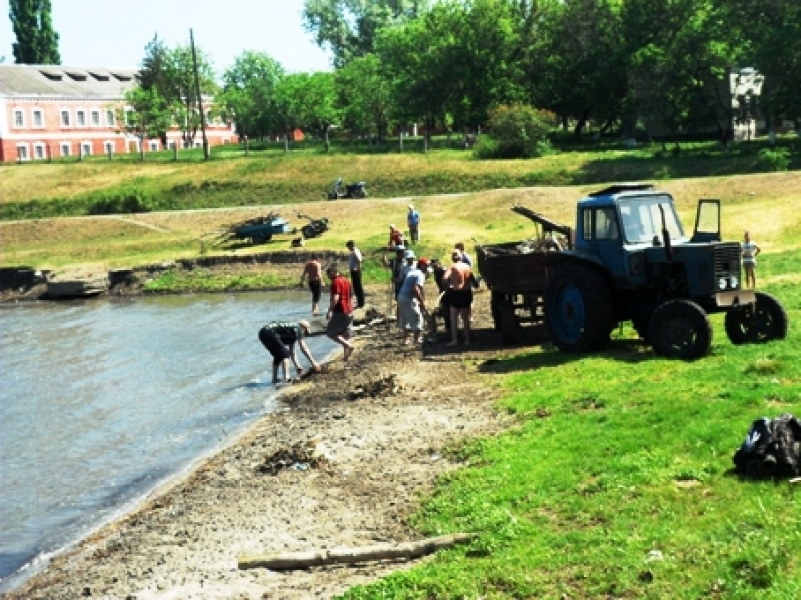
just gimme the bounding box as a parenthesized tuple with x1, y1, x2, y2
(0, 64, 139, 99)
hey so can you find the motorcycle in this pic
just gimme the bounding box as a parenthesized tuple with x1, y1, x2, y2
(326, 177, 367, 200)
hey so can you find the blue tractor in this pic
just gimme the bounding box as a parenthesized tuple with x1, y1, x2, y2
(478, 183, 788, 359)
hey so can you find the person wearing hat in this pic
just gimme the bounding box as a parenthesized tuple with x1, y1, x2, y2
(325, 264, 356, 361)
(346, 240, 365, 308)
(258, 320, 321, 384)
(388, 224, 405, 249)
(397, 257, 431, 345)
(397, 249, 417, 292)
(407, 204, 421, 243)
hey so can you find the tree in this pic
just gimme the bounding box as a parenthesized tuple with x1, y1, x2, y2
(335, 53, 392, 144)
(9, 0, 60, 64)
(118, 87, 173, 159)
(303, 0, 430, 67)
(716, 0, 801, 139)
(138, 35, 172, 144)
(164, 45, 218, 146)
(220, 51, 284, 141)
(286, 72, 341, 151)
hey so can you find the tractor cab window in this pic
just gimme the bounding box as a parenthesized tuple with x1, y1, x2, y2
(594, 208, 619, 240)
(582, 208, 620, 241)
(619, 196, 684, 244)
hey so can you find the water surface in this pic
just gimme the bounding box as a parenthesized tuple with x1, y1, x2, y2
(0, 291, 332, 590)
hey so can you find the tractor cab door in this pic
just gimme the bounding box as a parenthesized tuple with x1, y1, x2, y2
(583, 207, 627, 284)
(691, 199, 721, 243)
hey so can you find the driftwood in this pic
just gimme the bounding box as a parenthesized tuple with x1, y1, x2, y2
(238, 533, 475, 571)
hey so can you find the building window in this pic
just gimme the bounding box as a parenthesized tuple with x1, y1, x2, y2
(149, 141, 159, 152)
(61, 110, 71, 127)
(77, 110, 86, 127)
(168, 141, 176, 150)
(33, 109, 44, 127)
(14, 109, 25, 128)
(60, 143, 71, 157)
(124, 109, 134, 126)
(182, 141, 190, 149)
(106, 109, 116, 127)
(34, 144, 46, 160)
(81, 142, 92, 156)
(17, 144, 29, 161)
(91, 110, 101, 126)
(104, 142, 114, 155)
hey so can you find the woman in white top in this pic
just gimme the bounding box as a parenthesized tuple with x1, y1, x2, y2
(742, 230, 761, 289)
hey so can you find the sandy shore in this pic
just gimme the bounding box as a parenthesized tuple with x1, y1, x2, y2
(4, 288, 512, 599)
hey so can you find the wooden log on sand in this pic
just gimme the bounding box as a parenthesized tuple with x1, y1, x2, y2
(238, 533, 475, 571)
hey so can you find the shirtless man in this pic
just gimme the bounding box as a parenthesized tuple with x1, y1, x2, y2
(444, 249, 473, 346)
(299, 254, 323, 315)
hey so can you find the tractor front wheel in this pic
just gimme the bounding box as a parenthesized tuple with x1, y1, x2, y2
(648, 300, 712, 359)
(725, 291, 788, 345)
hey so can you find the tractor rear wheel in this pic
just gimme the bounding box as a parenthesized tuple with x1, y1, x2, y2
(648, 299, 712, 359)
(544, 263, 615, 352)
(301, 225, 317, 239)
(725, 291, 788, 345)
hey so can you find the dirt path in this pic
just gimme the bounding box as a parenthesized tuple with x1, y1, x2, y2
(5, 286, 517, 599)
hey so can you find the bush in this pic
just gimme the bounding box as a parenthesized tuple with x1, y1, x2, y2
(757, 147, 790, 171)
(474, 104, 556, 159)
(87, 187, 154, 215)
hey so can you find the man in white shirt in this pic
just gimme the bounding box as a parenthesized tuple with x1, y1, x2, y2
(346, 240, 365, 308)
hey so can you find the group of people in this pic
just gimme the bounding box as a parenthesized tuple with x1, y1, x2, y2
(383, 231, 476, 347)
(257, 202, 481, 383)
(258, 259, 357, 384)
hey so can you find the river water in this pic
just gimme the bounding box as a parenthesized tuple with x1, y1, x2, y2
(0, 291, 334, 591)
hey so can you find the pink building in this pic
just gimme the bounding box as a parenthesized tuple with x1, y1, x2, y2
(0, 64, 236, 163)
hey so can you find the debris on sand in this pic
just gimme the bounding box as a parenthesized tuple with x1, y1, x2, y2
(256, 443, 332, 476)
(348, 375, 401, 401)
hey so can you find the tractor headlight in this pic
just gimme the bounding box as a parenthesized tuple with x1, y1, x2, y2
(730, 276, 739, 289)
(718, 278, 727, 290)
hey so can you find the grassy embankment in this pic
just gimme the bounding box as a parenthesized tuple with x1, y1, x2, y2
(1, 139, 799, 292)
(340, 212, 801, 597)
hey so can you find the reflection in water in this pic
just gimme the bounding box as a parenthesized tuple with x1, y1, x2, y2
(0, 291, 332, 590)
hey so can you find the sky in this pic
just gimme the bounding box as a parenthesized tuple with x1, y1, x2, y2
(0, 0, 333, 75)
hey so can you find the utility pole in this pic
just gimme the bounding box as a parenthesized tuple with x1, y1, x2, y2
(190, 28, 210, 160)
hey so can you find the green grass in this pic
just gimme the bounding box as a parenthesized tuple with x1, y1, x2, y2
(142, 268, 296, 293)
(341, 253, 801, 599)
(2, 136, 798, 220)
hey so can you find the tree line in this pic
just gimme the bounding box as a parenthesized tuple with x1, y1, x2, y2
(11, 0, 798, 153)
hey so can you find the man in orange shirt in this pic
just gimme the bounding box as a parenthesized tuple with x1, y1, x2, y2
(444, 250, 473, 346)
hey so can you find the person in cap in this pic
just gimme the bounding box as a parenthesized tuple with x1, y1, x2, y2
(325, 264, 355, 361)
(397, 249, 417, 292)
(388, 224, 405, 249)
(346, 240, 365, 308)
(397, 258, 431, 345)
(258, 320, 321, 384)
(407, 204, 421, 243)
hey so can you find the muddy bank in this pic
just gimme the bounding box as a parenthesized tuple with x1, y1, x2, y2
(0, 250, 349, 302)
(3, 285, 517, 599)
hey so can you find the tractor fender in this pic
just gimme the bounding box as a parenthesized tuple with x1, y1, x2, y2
(545, 249, 607, 270)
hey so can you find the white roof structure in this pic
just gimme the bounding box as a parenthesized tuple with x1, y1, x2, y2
(0, 64, 139, 99)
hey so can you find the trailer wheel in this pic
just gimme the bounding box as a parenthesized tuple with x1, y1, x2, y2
(545, 263, 614, 352)
(648, 299, 712, 359)
(725, 291, 788, 345)
(497, 298, 521, 344)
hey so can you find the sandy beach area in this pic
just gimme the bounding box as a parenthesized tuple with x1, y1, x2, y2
(4, 285, 513, 599)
